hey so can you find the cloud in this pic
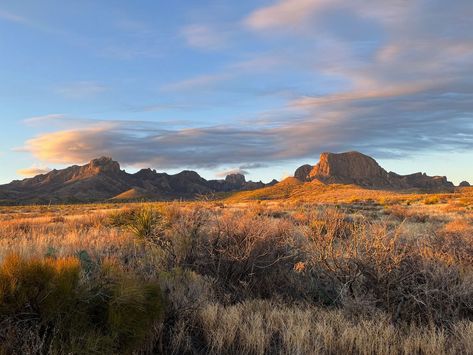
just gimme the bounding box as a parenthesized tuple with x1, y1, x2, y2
(17, 166, 51, 177)
(21, 121, 281, 168)
(19, 87, 473, 171)
(161, 73, 232, 92)
(0, 9, 30, 25)
(181, 24, 227, 50)
(244, 0, 411, 32)
(0, 7, 76, 37)
(24, 114, 66, 125)
(13, 1, 473, 176)
(245, 0, 326, 30)
(56, 81, 107, 99)
(215, 168, 249, 178)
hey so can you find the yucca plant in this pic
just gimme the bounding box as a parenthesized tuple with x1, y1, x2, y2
(126, 206, 171, 250)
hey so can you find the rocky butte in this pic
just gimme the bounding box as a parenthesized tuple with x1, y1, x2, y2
(294, 151, 454, 191)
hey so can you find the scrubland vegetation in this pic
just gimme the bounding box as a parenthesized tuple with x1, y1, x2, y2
(0, 187, 473, 354)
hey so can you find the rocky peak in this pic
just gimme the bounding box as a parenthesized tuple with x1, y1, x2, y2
(175, 170, 202, 180)
(459, 181, 471, 187)
(294, 164, 312, 182)
(87, 157, 121, 174)
(134, 168, 158, 179)
(225, 173, 246, 186)
(294, 151, 453, 190)
(309, 151, 388, 182)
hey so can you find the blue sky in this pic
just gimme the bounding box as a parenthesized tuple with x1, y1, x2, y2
(0, 0, 472, 184)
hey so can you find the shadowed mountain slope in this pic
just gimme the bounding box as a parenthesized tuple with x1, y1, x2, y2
(0, 157, 276, 204)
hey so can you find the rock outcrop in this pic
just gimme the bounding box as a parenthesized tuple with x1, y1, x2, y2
(225, 173, 246, 187)
(294, 165, 312, 182)
(0, 157, 277, 204)
(308, 152, 391, 186)
(459, 181, 471, 187)
(295, 151, 454, 191)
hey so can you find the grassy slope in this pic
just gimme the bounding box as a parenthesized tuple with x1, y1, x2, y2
(226, 178, 473, 205)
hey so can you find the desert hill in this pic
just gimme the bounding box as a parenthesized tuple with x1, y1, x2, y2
(227, 152, 455, 203)
(0, 157, 276, 204)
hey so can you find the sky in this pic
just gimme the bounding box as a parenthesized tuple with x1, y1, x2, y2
(0, 0, 472, 184)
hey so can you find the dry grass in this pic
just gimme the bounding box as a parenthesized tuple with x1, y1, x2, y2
(197, 300, 473, 355)
(0, 189, 472, 353)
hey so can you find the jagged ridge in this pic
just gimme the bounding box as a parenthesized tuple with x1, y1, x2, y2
(0, 157, 277, 204)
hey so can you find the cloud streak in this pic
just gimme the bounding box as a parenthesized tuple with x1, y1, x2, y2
(181, 24, 227, 50)
(17, 166, 51, 177)
(215, 168, 249, 178)
(21, 84, 473, 170)
(56, 81, 107, 99)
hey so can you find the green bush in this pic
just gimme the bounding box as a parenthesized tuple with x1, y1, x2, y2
(109, 206, 138, 227)
(0, 254, 164, 354)
(127, 206, 162, 240)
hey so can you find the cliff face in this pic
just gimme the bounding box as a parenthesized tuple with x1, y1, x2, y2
(295, 151, 454, 190)
(308, 152, 391, 187)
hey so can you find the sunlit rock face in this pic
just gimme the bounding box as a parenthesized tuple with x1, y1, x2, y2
(309, 152, 391, 187)
(295, 151, 454, 191)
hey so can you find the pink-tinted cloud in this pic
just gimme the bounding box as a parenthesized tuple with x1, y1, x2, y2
(17, 166, 51, 177)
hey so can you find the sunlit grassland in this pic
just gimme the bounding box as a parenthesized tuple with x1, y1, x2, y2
(0, 186, 472, 353)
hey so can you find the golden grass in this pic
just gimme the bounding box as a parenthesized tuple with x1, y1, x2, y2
(225, 178, 473, 208)
(197, 300, 473, 355)
(0, 187, 472, 353)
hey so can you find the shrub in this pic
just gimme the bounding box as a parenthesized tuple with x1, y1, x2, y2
(384, 205, 429, 223)
(304, 214, 473, 325)
(186, 211, 304, 300)
(127, 205, 162, 240)
(109, 206, 138, 227)
(424, 196, 440, 205)
(0, 254, 164, 354)
(111, 205, 170, 250)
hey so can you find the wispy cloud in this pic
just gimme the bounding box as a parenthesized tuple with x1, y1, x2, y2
(24, 114, 67, 125)
(0, 9, 31, 25)
(215, 167, 249, 178)
(161, 73, 232, 92)
(245, 0, 326, 31)
(181, 24, 227, 50)
(17, 165, 51, 177)
(56, 81, 107, 99)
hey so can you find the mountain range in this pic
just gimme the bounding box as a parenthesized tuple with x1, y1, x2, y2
(0, 157, 277, 204)
(0, 152, 459, 204)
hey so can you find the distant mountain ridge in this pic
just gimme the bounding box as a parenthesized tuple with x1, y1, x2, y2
(0, 152, 459, 205)
(294, 151, 454, 190)
(0, 157, 277, 204)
